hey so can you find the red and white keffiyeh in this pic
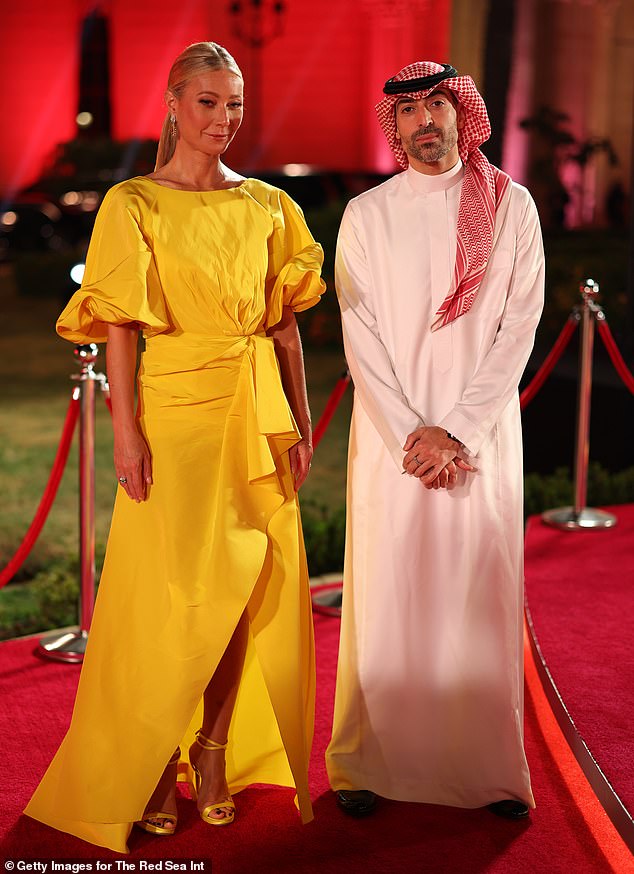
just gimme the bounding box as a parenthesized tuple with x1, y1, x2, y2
(376, 61, 511, 331)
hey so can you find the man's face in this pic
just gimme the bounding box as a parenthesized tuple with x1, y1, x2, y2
(395, 89, 462, 174)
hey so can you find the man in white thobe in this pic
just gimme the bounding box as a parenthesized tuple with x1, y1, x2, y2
(326, 62, 544, 819)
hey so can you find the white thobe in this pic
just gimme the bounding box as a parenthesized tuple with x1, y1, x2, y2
(326, 160, 544, 808)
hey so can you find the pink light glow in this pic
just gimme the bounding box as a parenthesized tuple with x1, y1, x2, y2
(0, 1, 80, 200)
(1, 0, 453, 198)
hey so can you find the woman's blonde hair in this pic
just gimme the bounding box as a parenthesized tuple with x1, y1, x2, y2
(155, 42, 243, 170)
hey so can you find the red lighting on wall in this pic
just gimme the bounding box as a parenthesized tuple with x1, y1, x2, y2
(1, 0, 452, 198)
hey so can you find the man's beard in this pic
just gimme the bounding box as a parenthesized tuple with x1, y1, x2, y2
(404, 123, 458, 164)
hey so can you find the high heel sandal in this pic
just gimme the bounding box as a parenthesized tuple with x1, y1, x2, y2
(190, 729, 236, 826)
(135, 749, 180, 835)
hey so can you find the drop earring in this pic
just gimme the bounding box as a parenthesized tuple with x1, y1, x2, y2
(170, 115, 177, 136)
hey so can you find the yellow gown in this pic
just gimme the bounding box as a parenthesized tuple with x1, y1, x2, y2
(24, 177, 325, 853)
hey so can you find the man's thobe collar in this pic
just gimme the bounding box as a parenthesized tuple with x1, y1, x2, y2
(404, 159, 464, 194)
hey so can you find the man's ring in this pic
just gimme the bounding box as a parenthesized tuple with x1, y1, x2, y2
(118, 476, 127, 484)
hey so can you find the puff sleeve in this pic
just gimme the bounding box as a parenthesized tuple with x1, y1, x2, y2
(265, 189, 325, 328)
(56, 183, 171, 343)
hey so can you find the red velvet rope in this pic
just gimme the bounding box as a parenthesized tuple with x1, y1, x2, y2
(596, 318, 634, 395)
(312, 371, 351, 449)
(0, 392, 80, 589)
(520, 316, 578, 410)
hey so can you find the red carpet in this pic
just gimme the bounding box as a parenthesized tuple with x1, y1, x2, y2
(525, 505, 634, 815)
(1, 615, 631, 872)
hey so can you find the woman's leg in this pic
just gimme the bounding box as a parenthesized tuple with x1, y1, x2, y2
(189, 610, 250, 820)
(140, 612, 248, 830)
(140, 749, 180, 831)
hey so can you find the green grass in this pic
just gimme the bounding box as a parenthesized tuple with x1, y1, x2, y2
(0, 579, 41, 633)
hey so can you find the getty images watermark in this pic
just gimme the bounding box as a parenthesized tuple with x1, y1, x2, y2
(4, 863, 211, 872)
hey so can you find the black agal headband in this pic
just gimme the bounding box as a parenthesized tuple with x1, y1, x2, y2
(382, 64, 458, 95)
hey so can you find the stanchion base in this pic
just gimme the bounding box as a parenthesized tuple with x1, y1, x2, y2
(542, 506, 617, 531)
(311, 582, 343, 617)
(38, 629, 88, 663)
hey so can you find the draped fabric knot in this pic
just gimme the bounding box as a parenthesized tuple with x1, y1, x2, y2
(142, 332, 299, 485)
(242, 334, 300, 483)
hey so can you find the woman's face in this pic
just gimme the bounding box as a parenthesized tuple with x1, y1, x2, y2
(170, 70, 244, 157)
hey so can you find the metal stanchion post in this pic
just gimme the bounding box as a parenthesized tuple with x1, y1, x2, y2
(39, 344, 107, 661)
(543, 279, 617, 530)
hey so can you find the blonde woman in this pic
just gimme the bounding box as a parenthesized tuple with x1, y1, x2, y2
(25, 41, 324, 853)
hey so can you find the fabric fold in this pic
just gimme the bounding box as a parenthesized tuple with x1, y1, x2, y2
(247, 334, 301, 480)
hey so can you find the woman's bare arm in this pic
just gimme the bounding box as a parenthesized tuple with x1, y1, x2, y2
(267, 306, 312, 490)
(106, 323, 152, 502)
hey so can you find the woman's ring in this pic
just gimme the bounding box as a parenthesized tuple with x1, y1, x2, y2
(118, 476, 128, 484)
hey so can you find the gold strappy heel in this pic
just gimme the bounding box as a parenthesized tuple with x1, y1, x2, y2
(190, 730, 236, 826)
(135, 748, 180, 835)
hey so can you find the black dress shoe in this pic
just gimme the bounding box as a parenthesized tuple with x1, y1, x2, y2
(487, 799, 530, 819)
(335, 789, 378, 817)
